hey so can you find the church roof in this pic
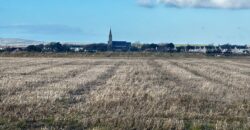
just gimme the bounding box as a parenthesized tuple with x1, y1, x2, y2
(112, 41, 131, 47)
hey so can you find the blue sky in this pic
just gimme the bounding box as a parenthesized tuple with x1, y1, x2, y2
(0, 0, 250, 44)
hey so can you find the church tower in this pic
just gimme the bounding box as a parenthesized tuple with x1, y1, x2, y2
(108, 28, 112, 46)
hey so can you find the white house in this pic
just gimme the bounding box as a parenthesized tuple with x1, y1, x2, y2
(231, 47, 249, 54)
(189, 46, 207, 53)
(0, 46, 6, 51)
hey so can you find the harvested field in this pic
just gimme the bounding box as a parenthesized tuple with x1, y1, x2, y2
(0, 57, 249, 130)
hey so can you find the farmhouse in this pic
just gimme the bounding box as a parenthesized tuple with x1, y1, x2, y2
(0, 46, 4, 51)
(231, 46, 249, 54)
(108, 29, 131, 51)
(218, 45, 249, 54)
(189, 46, 207, 53)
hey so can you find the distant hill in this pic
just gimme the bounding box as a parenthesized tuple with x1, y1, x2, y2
(0, 38, 47, 47)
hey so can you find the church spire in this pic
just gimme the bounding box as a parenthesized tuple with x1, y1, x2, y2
(109, 28, 112, 36)
(108, 28, 112, 45)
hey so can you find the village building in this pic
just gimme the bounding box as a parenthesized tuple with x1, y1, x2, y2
(108, 29, 131, 51)
(0, 46, 5, 51)
(231, 46, 249, 54)
(189, 46, 207, 53)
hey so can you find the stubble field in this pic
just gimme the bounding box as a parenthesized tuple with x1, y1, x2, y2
(0, 57, 249, 130)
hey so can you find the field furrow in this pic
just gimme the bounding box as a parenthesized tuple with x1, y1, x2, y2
(197, 60, 250, 76)
(0, 59, 54, 73)
(186, 61, 250, 89)
(1, 61, 108, 104)
(0, 58, 249, 130)
(168, 60, 250, 102)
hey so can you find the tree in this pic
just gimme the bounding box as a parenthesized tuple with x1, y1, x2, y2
(45, 42, 70, 52)
(186, 45, 195, 51)
(167, 43, 175, 50)
(141, 44, 159, 51)
(83, 44, 108, 52)
(220, 44, 232, 50)
(176, 46, 186, 52)
(26, 44, 43, 52)
(130, 46, 140, 52)
(159, 43, 175, 52)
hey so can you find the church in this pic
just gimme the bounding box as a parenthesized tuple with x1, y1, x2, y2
(108, 29, 131, 51)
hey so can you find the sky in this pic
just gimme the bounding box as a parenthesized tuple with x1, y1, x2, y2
(0, 0, 250, 44)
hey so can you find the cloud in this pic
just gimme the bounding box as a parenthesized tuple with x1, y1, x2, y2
(137, 0, 157, 8)
(138, 0, 250, 9)
(0, 24, 83, 35)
